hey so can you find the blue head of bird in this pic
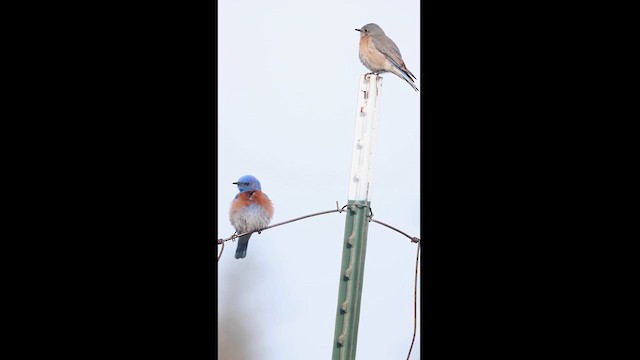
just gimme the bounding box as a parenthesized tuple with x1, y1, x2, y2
(233, 175, 262, 192)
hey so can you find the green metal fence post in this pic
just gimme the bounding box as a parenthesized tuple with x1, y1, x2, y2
(332, 74, 383, 360)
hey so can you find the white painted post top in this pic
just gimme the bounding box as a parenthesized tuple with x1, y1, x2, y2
(347, 74, 383, 201)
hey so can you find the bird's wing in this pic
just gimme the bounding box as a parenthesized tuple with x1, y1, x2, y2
(372, 36, 416, 80)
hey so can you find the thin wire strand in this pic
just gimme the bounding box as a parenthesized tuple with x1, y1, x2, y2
(217, 202, 348, 244)
(406, 241, 420, 360)
(366, 213, 421, 359)
(217, 240, 224, 263)
(369, 218, 420, 243)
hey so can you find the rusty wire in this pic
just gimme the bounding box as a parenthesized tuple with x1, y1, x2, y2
(369, 218, 420, 243)
(367, 212, 421, 359)
(406, 240, 421, 359)
(217, 202, 348, 244)
(217, 240, 224, 263)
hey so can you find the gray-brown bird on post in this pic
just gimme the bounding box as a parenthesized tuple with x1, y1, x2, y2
(355, 23, 419, 92)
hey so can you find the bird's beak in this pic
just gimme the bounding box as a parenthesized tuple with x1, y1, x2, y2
(355, 28, 361, 32)
(232, 182, 238, 185)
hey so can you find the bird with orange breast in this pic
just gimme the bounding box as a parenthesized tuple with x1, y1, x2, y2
(229, 175, 274, 259)
(355, 23, 419, 92)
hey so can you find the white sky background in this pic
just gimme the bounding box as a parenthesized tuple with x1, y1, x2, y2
(218, 0, 420, 359)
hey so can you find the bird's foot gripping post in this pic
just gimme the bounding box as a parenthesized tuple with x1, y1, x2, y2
(332, 74, 382, 360)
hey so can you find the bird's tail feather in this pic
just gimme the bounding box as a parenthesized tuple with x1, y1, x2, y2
(392, 66, 419, 92)
(235, 234, 251, 259)
(403, 76, 419, 92)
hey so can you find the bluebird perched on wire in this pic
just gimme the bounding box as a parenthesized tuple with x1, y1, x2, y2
(355, 23, 419, 92)
(229, 175, 274, 259)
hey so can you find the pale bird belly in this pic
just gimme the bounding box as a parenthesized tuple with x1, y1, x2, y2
(231, 204, 271, 233)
